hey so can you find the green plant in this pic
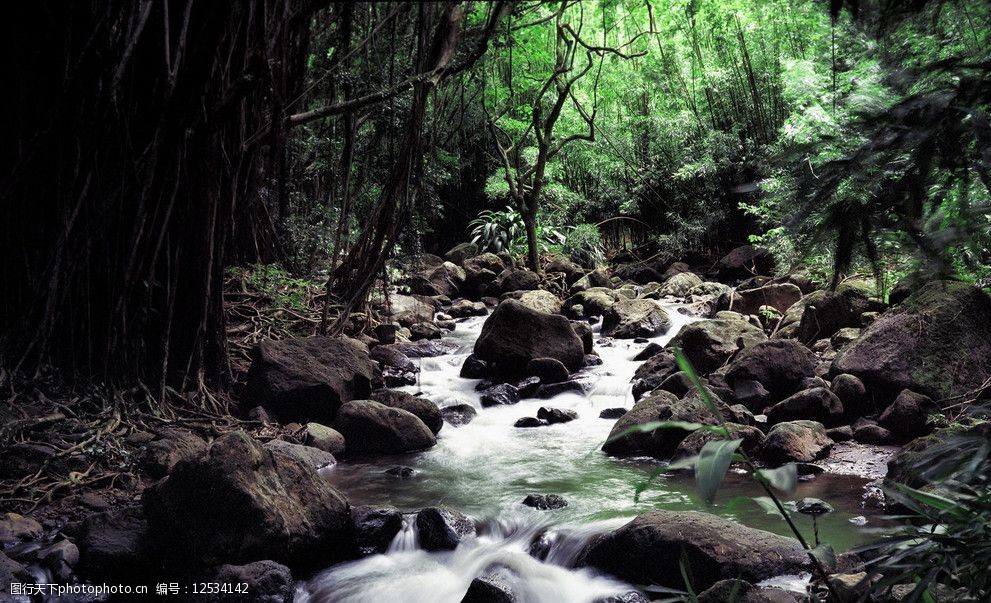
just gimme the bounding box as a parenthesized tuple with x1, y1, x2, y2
(468, 206, 524, 253)
(563, 223, 605, 268)
(608, 349, 841, 601)
(241, 263, 313, 310)
(859, 409, 991, 602)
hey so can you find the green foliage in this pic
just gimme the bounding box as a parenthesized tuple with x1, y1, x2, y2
(562, 224, 605, 268)
(239, 263, 314, 310)
(468, 206, 524, 253)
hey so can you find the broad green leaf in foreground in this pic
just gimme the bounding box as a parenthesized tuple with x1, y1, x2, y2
(696, 438, 743, 505)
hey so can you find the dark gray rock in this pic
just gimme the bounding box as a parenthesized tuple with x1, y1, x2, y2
(203, 561, 294, 603)
(536, 407, 578, 424)
(370, 389, 443, 434)
(460, 355, 488, 379)
(667, 318, 767, 375)
(514, 417, 547, 428)
(526, 358, 571, 384)
(441, 404, 478, 427)
(879, 389, 939, 440)
(333, 401, 436, 454)
(599, 408, 627, 419)
(475, 300, 584, 375)
(602, 299, 671, 339)
(521, 494, 568, 510)
(760, 420, 833, 465)
(480, 383, 521, 407)
(765, 387, 843, 426)
(725, 340, 816, 402)
(351, 506, 403, 556)
(416, 508, 475, 551)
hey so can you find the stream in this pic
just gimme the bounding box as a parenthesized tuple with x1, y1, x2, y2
(297, 302, 887, 602)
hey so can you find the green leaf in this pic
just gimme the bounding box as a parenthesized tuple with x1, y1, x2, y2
(696, 438, 743, 505)
(673, 347, 724, 421)
(633, 466, 666, 503)
(810, 543, 837, 572)
(893, 483, 963, 516)
(755, 464, 798, 494)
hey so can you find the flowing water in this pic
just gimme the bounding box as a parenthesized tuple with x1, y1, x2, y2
(298, 303, 888, 602)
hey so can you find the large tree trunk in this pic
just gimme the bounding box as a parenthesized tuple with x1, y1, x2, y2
(0, 1, 319, 396)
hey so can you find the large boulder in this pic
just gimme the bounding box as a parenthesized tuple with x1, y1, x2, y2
(765, 388, 843, 426)
(351, 506, 403, 556)
(564, 288, 617, 318)
(474, 300, 584, 375)
(516, 289, 562, 315)
(833, 280, 991, 400)
(464, 253, 505, 294)
(370, 389, 443, 434)
(879, 389, 938, 440)
(579, 511, 807, 592)
(657, 272, 703, 297)
(797, 287, 875, 343)
(333, 401, 436, 454)
(716, 246, 775, 280)
(667, 318, 767, 375)
(759, 421, 833, 465)
(602, 299, 671, 339)
(725, 340, 816, 402)
(203, 561, 294, 603)
(244, 337, 375, 424)
(142, 431, 352, 568)
(409, 261, 465, 297)
(445, 243, 479, 266)
(490, 269, 540, 295)
(602, 390, 726, 458)
(631, 350, 681, 400)
(719, 283, 803, 316)
(545, 255, 585, 284)
(74, 505, 150, 581)
(384, 294, 436, 327)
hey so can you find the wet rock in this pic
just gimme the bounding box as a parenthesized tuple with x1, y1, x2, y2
(446, 243, 480, 266)
(657, 272, 703, 297)
(657, 371, 693, 397)
(579, 511, 807, 592)
(201, 561, 293, 603)
(765, 387, 843, 426)
(827, 572, 872, 603)
(304, 423, 346, 456)
(370, 389, 443, 434)
(571, 321, 594, 354)
(490, 269, 540, 295)
(351, 506, 403, 556)
(596, 592, 651, 603)
(37, 539, 79, 581)
(760, 420, 833, 465)
(521, 494, 568, 510)
(879, 389, 939, 440)
(383, 294, 436, 328)
(537, 407, 578, 424)
(371, 345, 418, 373)
(564, 288, 617, 318)
(697, 579, 799, 603)
(602, 299, 671, 339)
(719, 283, 803, 316)
(142, 428, 208, 478)
(797, 287, 875, 344)
(716, 245, 776, 280)
(409, 321, 443, 340)
(513, 376, 542, 398)
(886, 424, 991, 487)
(526, 357, 570, 384)
(674, 423, 765, 459)
(545, 256, 585, 284)
(461, 355, 488, 379)
(475, 300, 584, 375)
(570, 268, 612, 294)
(244, 336, 374, 424)
(730, 379, 772, 413)
(333, 401, 436, 454)
(76, 505, 150, 581)
(416, 507, 475, 551)
(143, 432, 351, 568)
(613, 263, 663, 285)
(599, 408, 627, 419)
(480, 383, 521, 407)
(449, 299, 488, 318)
(831, 373, 870, 417)
(725, 340, 816, 402)
(387, 340, 459, 358)
(461, 572, 517, 603)
(385, 466, 415, 479)
(409, 261, 466, 298)
(535, 380, 587, 398)
(517, 289, 562, 315)
(441, 404, 478, 427)
(1, 551, 31, 595)
(584, 354, 603, 367)
(263, 440, 336, 470)
(633, 342, 663, 361)
(374, 323, 400, 345)
(0, 512, 43, 545)
(631, 351, 681, 400)
(830, 327, 861, 349)
(603, 390, 728, 458)
(514, 417, 547, 428)
(853, 422, 895, 444)
(464, 253, 506, 291)
(667, 318, 767, 375)
(826, 425, 854, 442)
